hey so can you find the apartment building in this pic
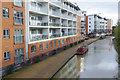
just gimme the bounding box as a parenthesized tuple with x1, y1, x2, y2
(25, 0, 83, 60)
(1, 0, 26, 76)
(87, 14, 112, 36)
(0, 0, 83, 76)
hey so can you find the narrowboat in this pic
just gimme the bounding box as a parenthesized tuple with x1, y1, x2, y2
(76, 45, 88, 55)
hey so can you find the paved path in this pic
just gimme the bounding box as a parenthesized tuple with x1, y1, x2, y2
(8, 38, 98, 78)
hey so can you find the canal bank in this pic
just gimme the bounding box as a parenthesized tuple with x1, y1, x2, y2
(5, 38, 99, 78)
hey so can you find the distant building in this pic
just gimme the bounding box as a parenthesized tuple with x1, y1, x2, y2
(87, 14, 112, 36)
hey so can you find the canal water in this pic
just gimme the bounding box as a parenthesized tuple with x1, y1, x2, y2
(53, 37, 118, 78)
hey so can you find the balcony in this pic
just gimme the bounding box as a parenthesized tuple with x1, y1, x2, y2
(30, 1, 48, 14)
(50, 33, 61, 38)
(30, 34, 48, 42)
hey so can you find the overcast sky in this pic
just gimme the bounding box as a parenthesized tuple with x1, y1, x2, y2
(69, 0, 119, 26)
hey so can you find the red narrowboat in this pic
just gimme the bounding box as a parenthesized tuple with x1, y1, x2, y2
(76, 45, 88, 55)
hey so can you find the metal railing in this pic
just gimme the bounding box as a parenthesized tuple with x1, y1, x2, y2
(50, 33, 61, 38)
(29, 21, 48, 26)
(30, 34, 48, 42)
(49, 23, 61, 27)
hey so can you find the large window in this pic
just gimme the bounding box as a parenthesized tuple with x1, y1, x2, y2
(3, 29, 9, 39)
(54, 41, 56, 47)
(3, 8, 9, 18)
(31, 46, 36, 53)
(14, 10, 23, 25)
(50, 42, 52, 48)
(14, 0, 23, 7)
(45, 43, 48, 49)
(40, 44, 43, 51)
(15, 48, 24, 64)
(4, 51, 10, 61)
(14, 29, 23, 44)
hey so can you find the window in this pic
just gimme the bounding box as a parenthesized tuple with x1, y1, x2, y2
(38, 3, 42, 8)
(14, 10, 23, 25)
(45, 43, 48, 49)
(62, 39, 64, 44)
(15, 48, 24, 64)
(89, 26, 91, 27)
(89, 22, 91, 24)
(4, 51, 10, 61)
(54, 41, 56, 47)
(31, 46, 36, 53)
(14, 0, 23, 7)
(66, 39, 67, 43)
(40, 44, 43, 51)
(58, 40, 60, 45)
(3, 29, 9, 39)
(89, 18, 91, 20)
(71, 38, 73, 42)
(31, 29, 37, 34)
(14, 29, 23, 44)
(3, 8, 9, 18)
(50, 42, 52, 48)
(31, 1, 36, 7)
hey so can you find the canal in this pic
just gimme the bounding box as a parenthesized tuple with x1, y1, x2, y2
(53, 37, 118, 78)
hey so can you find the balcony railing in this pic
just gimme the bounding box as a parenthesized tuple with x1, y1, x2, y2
(49, 11, 61, 17)
(49, 23, 61, 27)
(68, 25, 72, 27)
(68, 32, 73, 35)
(30, 3, 48, 14)
(61, 25, 67, 27)
(50, 33, 61, 38)
(29, 21, 48, 26)
(62, 33, 67, 36)
(62, 14, 68, 19)
(30, 34, 48, 42)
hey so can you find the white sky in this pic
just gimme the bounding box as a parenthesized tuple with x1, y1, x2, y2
(69, 0, 119, 26)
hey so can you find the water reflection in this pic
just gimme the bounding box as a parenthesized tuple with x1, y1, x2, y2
(53, 37, 118, 78)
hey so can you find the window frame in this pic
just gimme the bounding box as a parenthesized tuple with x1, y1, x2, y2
(3, 8, 9, 18)
(58, 40, 60, 45)
(45, 43, 48, 49)
(50, 42, 52, 48)
(3, 29, 9, 39)
(14, 10, 23, 25)
(40, 44, 43, 51)
(4, 51, 10, 61)
(31, 46, 36, 53)
(54, 41, 56, 47)
(14, 0, 23, 7)
(14, 29, 23, 44)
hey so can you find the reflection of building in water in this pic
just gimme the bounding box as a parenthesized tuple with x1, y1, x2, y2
(54, 55, 85, 78)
